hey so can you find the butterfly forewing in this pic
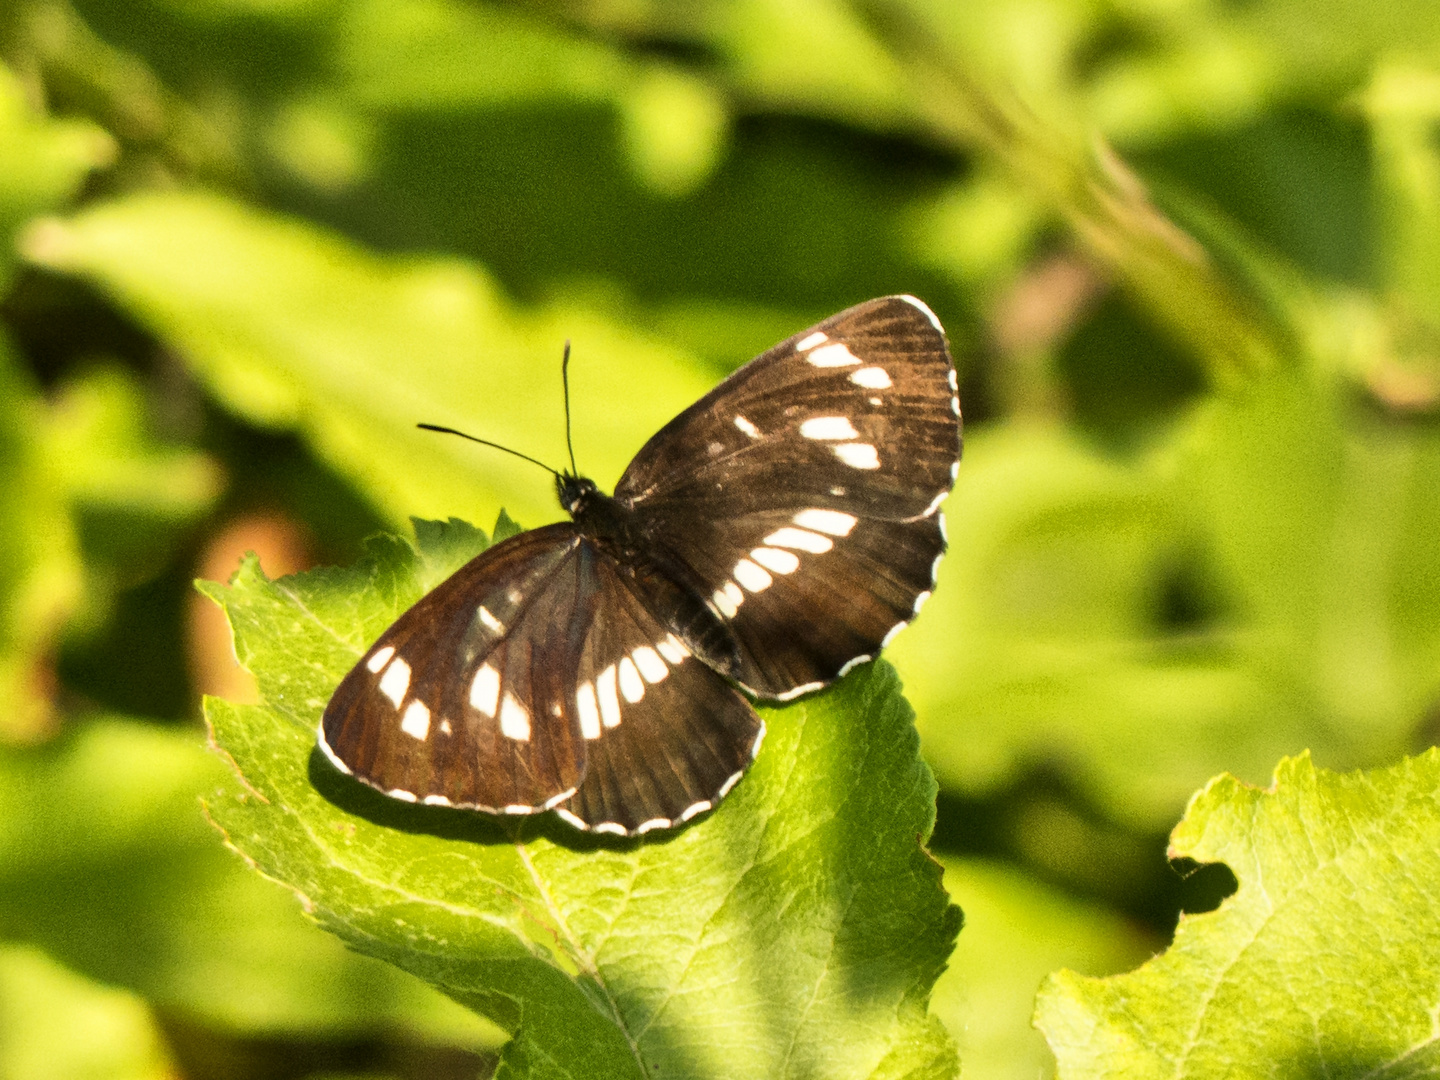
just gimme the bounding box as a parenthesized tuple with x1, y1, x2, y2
(321, 524, 592, 812)
(613, 295, 960, 698)
(615, 295, 957, 519)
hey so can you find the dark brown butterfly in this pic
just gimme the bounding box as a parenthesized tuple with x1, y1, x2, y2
(319, 295, 961, 835)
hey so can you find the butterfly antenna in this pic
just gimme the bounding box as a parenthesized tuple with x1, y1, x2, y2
(561, 339, 578, 478)
(416, 424, 561, 478)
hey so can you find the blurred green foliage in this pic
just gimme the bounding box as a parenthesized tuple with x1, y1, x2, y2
(1, 0, 1438, 1076)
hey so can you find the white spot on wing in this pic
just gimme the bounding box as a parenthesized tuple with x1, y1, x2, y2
(718, 771, 745, 798)
(800, 416, 859, 440)
(899, 293, 944, 333)
(378, 657, 411, 708)
(949, 460, 959, 482)
(776, 680, 824, 701)
(837, 653, 872, 677)
(366, 646, 395, 673)
(423, 793, 453, 806)
(881, 621, 908, 648)
(633, 645, 668, 683)
(923, 488, 948, 517)
(793, 508, 857, 536)
(938, 512, 948, 543)
(504, 803, 536, 815)
(765, 527, 832, 553)
(577, 681, 601, 739)
(751, 547, 799, 574)
(618, 656, 645, 703)
(387, 788, 418, 802)
(712, 586, 738, 618)
(806, 342, 861, 367)
(850, 366, 891, 389)
(796, 331, 828, 350)
(594, 822, 627, 835)
(597, 665, 621, 727)
(554, 807, 587, 830)
(679, 800, 712, 822)
(734, 415, 760, 438)
(500, 693, 531, 741)
(657, 634, 689, 664)
(439, 718, 453, 735)
(952, 395, 961, 416)
(478, 605, 505, 634)
(543, 787, 577, 810)
(913, 590, 931, 613)
(948, 368, 958, 391)
(834, 442, 880, 469)
(931, 552, 944, 582)
(635, 817, 672, 834)
(401, 700, 431, 740)
(470, 663, 500, 717)
(733, 558, 772, 592)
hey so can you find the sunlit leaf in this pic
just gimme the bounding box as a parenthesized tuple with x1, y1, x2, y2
(200, 516, 961, 1080)
(930, 857, 1157, 1080)
(22, 191, 716, 529)
(43, 364, 223, 583)
(1037, 750, 1440, 1076)
(339, 0, 631, 109)
(719, 0, 913, 131)
(0, 61, 112, 290)
(0, 716, 501, 1047)
(0, 944, 173, 1080)
(0, 340, 82, 742)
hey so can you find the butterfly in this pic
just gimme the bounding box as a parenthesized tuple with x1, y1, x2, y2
(318, 295, 961, 836)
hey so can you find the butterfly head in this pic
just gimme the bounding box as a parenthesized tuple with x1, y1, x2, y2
(557, 472, 599, 516)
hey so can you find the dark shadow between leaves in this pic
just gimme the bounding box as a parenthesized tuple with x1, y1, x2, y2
(930, 761, 1239, 934)
(307, 746, 701, 853)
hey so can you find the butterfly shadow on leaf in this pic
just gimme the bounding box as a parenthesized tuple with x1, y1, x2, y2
(305, 745, 684, 852)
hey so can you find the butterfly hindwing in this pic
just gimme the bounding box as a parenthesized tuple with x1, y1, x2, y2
(613, 295, 959, 698)
(556, 554, 764, 834)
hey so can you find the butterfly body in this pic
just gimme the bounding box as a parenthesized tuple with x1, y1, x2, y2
(320, 295, 960, 835)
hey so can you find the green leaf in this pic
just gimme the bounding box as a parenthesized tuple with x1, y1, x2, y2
(0, 62, 113, 290)
(0, 715, 500, 1047)
(929, 858, 1157, 1080)
(200, 517, 960, 1080)
(0, 944, 173, 1080)
(719, 0, 913, 132)
(23, 190, 717, 530)
(1037, 749, 1440, 1076)
(0, 338, 82, 742)
(0, 353, 220, 739)
(43, 364, 223, 586)
(337, 0, 631, 110)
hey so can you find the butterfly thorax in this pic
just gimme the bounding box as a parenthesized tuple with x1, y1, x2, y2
(557, 469, 743, 677)
(558, 473, 632, 545)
